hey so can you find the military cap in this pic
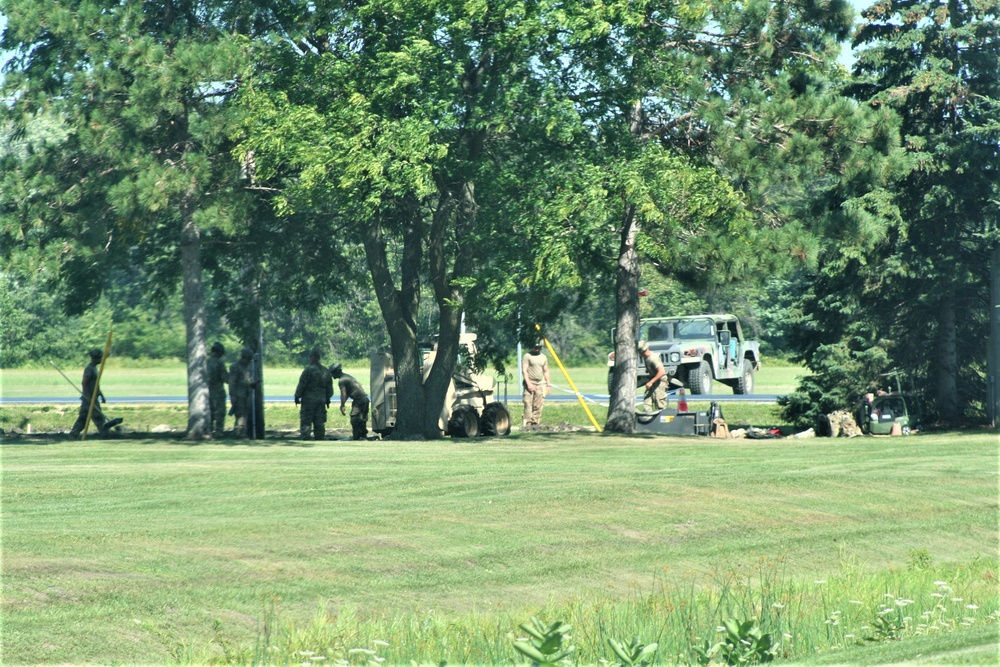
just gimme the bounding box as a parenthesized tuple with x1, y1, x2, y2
(637, 340, 649, 353)
(330, 363, 343, 376)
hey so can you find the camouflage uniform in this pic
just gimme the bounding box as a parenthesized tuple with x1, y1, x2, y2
(640, 341, 667, 412)
(295, 352, 333, 440)
(68, 349, 122, 438)
(228, 348, 255, 438)
(333, 364, 369, 440)
(521, 347, 550, 426)
(207, 342, 228, 437)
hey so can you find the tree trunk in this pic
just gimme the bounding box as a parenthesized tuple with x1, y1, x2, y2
(935, 293, 959, 424)
(604, 203, 640, 433)
(421, 178, 476, 438)
(181, 213, 211, 439)
(363, 207, 427, 439)
(990, 242, 1000, 429)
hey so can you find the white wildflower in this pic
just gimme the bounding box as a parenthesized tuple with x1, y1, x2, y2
(966, 604, 979, 610)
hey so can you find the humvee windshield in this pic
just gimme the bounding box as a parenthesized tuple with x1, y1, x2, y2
(675, 319, 714, 340)
(639, 321, 675, 342)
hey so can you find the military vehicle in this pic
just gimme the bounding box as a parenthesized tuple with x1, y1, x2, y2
(370, 333, 512, 438)
(855, 372, 915, 436)
(608, 314, 761, 395)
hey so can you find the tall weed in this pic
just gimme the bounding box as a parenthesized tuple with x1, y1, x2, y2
(183, 557, 998, 665)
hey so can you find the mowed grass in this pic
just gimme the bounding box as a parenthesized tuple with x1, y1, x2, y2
(1, 430, 997, 665)
(0, 360, 803, 400)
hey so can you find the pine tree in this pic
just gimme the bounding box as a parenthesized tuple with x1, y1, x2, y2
(0, 0, 258, 438)
(790, 0, 1000, 426)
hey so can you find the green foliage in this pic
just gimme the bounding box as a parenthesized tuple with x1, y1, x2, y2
(607, 636, 658, 667)
(512, 617, 575, 666)
(692, 618, 778, 666)
(785, 1, 1000, 427)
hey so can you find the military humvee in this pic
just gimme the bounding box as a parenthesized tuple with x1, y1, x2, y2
(369, 333, 511, 438)
(608, 314, 761, 395)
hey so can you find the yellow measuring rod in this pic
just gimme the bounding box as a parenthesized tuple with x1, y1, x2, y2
(82, 330, 113, 441)
(536, 324, 603, 433)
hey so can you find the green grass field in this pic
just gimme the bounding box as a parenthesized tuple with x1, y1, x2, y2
(0, 360, 804, 400)
(1, 362, 800, 437)
(1, 430, 997, 665)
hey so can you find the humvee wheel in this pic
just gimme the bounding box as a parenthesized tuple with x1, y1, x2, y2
(688, 360, 713, 395)
(734, 359, 755, 395)
(447, 405, 480, 438)
(481, 402, 511, 436)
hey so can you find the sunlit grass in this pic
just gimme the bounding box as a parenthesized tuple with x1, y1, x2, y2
(2, 431, 995, 664)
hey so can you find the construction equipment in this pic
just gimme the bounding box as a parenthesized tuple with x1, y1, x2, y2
(370, 333, 511, 438)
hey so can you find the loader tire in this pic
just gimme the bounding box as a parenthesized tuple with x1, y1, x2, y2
(481, 401, 511, 436)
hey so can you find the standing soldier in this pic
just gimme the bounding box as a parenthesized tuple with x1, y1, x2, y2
(228, 347, 256, 438)
(638, 340, 667, 412)
(207, 342, 228, 438)
(68, 348, 123, 438)
(295, 350, 333, 440)
(331, 363, 370, 441)
(521, 342, 551, 427)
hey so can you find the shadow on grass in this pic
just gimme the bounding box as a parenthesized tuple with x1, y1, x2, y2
(0, 431, 365, 448)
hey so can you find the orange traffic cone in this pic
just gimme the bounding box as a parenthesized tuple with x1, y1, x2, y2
(678, 387, 688, 412)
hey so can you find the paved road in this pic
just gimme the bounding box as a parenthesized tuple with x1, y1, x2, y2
(1, 393, 781, 405)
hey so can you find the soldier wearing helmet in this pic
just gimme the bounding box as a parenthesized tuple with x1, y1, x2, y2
(295, 349, 333, 440)
(68, 347, 123, 438)
(331, 363, 370, 440)
(207, 342, 228, 437)
(638, 340, 667, 412)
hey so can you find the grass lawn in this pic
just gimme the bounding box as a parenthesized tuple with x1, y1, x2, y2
(0, 360, 804, 400)
(1, 361, 800, 436)
(1, 430, 997, 665)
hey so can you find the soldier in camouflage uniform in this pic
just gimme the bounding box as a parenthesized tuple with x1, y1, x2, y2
(331, 363, 370, 441)
(207, 342, 228, 437)
(295, 350, 333, 440)
(638, 340, 667, 412)
(228, 347, 256, 438)
(68, 348, 123, 438)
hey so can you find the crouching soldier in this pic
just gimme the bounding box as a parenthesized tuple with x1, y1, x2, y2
(295, 350, 333, 440)
(331, 363, 370, 440)
(69, 348, 123, 438)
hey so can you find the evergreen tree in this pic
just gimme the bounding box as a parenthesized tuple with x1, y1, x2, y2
(0, 1, 271, 438)
(785, 0, 999, 428)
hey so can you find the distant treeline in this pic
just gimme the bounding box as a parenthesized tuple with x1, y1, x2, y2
(1, 264, 797, 369)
